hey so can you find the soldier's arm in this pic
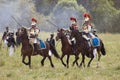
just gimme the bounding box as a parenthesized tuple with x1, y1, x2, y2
(35, 28, 40, 36)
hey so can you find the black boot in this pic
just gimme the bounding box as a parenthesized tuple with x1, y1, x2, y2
(33, 43, 38, 54)
(71, 41, 76, 54)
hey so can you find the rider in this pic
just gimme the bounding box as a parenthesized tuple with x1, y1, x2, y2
(82, 13, 98, 56)
(2, 26, 10, 46)
(28, 18, 40, 54)
(82, 13, 96, 46)
(69, 17, 78, 31)
(69, 17, 78, 53)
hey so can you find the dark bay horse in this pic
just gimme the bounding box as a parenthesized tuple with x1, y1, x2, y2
(19, 27, 59, 68)
(56, 29, 80, 68)
(70, 30, 106, 67)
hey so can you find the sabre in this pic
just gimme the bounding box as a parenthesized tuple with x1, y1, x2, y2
(11, 16, 22, 27)
(46, 20, 59, 28)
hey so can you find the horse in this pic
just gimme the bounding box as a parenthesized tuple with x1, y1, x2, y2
(70, 30, 106, 67)
(56, 29, 80, 68)
(19, 27, 59, 68)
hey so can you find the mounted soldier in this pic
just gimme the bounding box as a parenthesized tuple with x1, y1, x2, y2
(69, 17, 79, 31)
(28, 18, 40, 54)
(82, 12, 100, 56)
(82, 13, 95, 46)
(69, 17, 79, 53)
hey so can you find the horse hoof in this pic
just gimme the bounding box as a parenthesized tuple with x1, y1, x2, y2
(67, 65, 69, 68)
(51, 65, 54, 68)
(87, 65, 90, 67)
(62, 64, 66, 67)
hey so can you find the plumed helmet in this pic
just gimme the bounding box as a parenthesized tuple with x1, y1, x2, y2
(31, 18, 37, 26)
(31, 17, 37, 23)
(70, 17, 77, 22)
(83, 13, 91, 19)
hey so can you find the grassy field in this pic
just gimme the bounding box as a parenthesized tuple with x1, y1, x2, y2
(0, 33, 120, 80)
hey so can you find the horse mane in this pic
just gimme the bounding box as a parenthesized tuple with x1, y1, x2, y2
(71, 30, 87, 47)
(72, 30, 82, 38)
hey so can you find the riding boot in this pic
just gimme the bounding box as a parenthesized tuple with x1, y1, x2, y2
(33, 43, 38, 54)
(71, 41, 76, 54)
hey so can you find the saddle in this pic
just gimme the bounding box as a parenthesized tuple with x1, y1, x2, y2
(37, 38, 46, 49)
(82, 32, 100, 47)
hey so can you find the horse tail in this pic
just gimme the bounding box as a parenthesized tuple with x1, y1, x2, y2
(50, 45, 60, 59)
(101, 41, 106, 55)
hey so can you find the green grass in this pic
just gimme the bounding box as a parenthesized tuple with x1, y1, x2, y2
(0, 33, 120, 80)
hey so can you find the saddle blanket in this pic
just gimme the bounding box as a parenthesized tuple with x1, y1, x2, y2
(91, 37, 100, 47)
(37, 38, 46, 49)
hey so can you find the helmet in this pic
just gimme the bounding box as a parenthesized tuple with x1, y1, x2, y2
(31, 18, 37, 23)
(70, 17, 77, 22)
(31, 18, 37, 26)
(83, 13, 91, 19)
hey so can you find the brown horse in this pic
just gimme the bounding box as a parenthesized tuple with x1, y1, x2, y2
(70, 30, 106, 67)
(19, 27, 59, 68)
(56, 29, 80, 68)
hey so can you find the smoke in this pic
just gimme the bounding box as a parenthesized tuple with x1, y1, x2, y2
(0, 0, 36, 32)
(38, 0, 86, 31)
(0, 0, 86, 32)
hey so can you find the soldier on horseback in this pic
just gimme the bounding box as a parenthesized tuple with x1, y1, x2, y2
(69, 17, 78, 53)
(82, 13, 96, 46)
(82, 13, 100, 57)
(28, 18, 40, 54)
(69, 17, 79, 31)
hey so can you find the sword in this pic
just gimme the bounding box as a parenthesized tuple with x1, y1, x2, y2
(11, 16, 22, 27)
(46, 20, 59, 28)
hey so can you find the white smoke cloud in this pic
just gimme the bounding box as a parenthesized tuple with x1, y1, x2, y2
(0, 0, 36, 32)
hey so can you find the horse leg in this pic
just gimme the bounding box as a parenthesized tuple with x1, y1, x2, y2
(66, 55, 70, 68)
(28, 56, 31, 68)
(87, 54, 94, 67)
(41, 57, 46, 66)
(48, 56, 54, 68)
(72, 55, 79, 67)
(97, 50, 101, 68)
(75, 56, 79, 66)
(22, 55, 28, 65)
(80, 54, 85, 67)
(60, 54, 66, 67)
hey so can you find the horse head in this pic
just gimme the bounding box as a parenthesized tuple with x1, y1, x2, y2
(56, 28, 66, 41)
(19, 27, 28, 39)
